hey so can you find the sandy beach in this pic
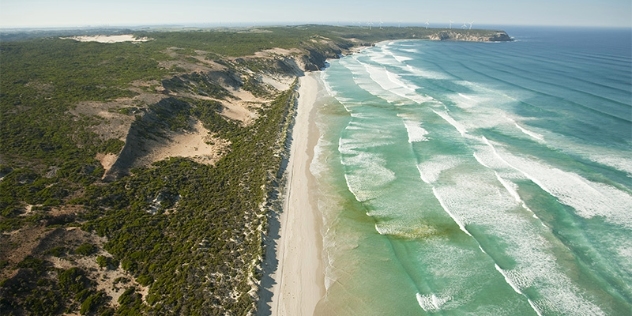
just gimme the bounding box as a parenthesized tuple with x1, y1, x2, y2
(269, 72, 325, 316)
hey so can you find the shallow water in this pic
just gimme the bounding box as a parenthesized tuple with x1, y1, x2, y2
(312, 27, 632, 315)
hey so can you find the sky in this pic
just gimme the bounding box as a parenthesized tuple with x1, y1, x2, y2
(0, 0, 630, 29)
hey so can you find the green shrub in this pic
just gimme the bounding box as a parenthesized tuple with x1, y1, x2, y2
(75, 243, 97, 256)
(137, 274, 153, 286)
(17, 256, 46, 274)
(96, 255, 118, 270)
(58, 267, 89, 294)
(80, 291, 106, 315)
(46, 246, 67, 257)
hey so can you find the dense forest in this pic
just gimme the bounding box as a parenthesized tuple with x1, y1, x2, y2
(0, 25, 510, 315)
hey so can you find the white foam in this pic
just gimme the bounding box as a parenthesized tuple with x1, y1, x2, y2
(334, 96, 354, 103)
(416, 293, 452, 312)
(417, 156, 462, 184)
(374, 223, 385, 235)
(527, 300, 544, 316)
(494, 172, 522, 203)
(458, 93, 473, 100)
(617, 239, 632, 260)
(398, 115, 429, 143)
(362, 63, 431, 104)
(482, 138, 632, 229)
(448, 92, 482, 109)
(612, 240, 632, 292)
(382, 46, 413, 63)
(432, 110, 468, 136)
(473, 145, 547, 226)
(432, 187, 472, 236)
(309, 135, 329, 177)
(478, 245, 487, 254)
(480, 137, 516, 165)
(374, 221, 440, 239)
(495, 264, 524, 295)
(339, 130, 393, 150)
(393, 55, 413, 63)
(320, 70, 336, 97)
(587, 152, 632, 177)
(535, 128, 632, 177)
(341, 54, 432, 103)
(438, 86, 548, 144)
(472, 152, 490, 168)
(505, 116, 545, 141)
(441, 98, 534, 138)
(421, 142, 606, 314)
(364, 50, 396, 66)
(456, 80, 523, 101)
(348, 112, 371, 119)
(339, 58, 401, 104)
(432, 171, 606, 315)
(433, 173, 521, 226)
(417, 166, 431, 184)
(341, 148, 397, 202)
(404, 64, 451, 80)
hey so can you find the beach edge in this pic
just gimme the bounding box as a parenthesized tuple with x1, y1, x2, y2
(268, 72, 325, 316)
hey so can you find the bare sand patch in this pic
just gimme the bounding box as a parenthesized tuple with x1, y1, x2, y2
(96, 153, 118, 174)
(261, 75, 294, 91)
(231, 88, 264, 103)
(176, 92, 260, 125)
(133, 120, 229, 167)
(62, 35, 151, 43)
(220, 101, 258, 125)
(72, 93, 166, 141)
(253, 47, 302, 59)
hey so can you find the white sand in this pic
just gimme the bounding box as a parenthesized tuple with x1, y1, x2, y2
(62, 35, 150, 43)
(270, 72, 325, 315)
(134, 120, 228, 167)
(95, 153, 117, 175)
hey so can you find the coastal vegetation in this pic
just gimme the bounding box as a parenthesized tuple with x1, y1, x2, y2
(0, 25, 510, 315)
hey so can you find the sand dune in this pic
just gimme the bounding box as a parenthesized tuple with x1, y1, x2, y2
(62, 34, 150, 43)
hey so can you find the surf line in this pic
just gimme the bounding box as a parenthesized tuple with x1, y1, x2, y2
(492, 170, 547, 227)
(494, 265, 544, 316)
(429, 188, 542, 316)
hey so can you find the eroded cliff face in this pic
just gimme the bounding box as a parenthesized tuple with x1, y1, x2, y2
(101, 43, 345, 181)
(428, 30, 512, 42)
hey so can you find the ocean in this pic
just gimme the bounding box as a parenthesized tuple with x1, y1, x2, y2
(311, 27, 632, 315)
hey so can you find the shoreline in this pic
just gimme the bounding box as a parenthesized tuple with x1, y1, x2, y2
(269, 72, 325, 315)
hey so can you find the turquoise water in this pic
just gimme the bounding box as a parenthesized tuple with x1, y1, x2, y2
(312, 27, 632, 315)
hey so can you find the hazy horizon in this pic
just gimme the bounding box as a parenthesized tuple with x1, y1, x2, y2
(1, 0, 630, 29)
